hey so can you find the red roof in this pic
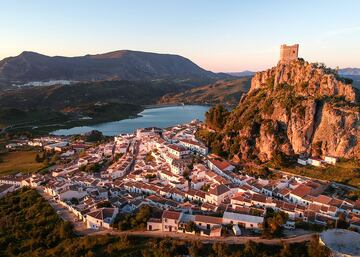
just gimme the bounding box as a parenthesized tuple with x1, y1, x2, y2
(210, 159, 232, 171)
(290, 184, 312, 198)
(195, 215, 223, 224)
(162, 210, 181, 220)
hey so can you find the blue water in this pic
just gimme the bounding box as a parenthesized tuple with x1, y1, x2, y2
(51, 105, 210, 136)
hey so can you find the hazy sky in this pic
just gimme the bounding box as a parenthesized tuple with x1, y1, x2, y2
(1, 0, 360, 72)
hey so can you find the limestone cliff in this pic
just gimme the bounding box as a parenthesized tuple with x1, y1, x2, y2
(217, 59, 360, 161)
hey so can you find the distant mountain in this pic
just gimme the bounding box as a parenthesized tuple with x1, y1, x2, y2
(227, 71, 255, 77)
(339, 68, 360, 76)
(159, 77, 251, 106)
(0, 50, 228, 84)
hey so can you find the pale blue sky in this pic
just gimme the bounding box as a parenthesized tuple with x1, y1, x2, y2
(1, 0, 359, 71)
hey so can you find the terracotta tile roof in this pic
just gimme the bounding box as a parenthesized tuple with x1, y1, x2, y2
(162, 210, 181, 220)
(195, 215, 223, 224)
(290, 184, 312, 198)
(328, 198, 343, 208)
(208, 184, 230, 196)
(313, 195, 332, 205)
(251, 193, 267, 203)
(209, 158, 233, 171)
(87, 208, 116, 221)
(354, 199, 360, 209)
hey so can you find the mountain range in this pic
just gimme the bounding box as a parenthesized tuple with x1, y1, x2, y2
(0, 50, 228, 84)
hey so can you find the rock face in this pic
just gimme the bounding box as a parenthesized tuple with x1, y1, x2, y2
(221, 59, 360, 161)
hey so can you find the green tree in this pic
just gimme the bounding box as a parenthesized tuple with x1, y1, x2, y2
(205, 104, 230, 130)
(59, 221, 74, 240)
(185, 221, 197, 232)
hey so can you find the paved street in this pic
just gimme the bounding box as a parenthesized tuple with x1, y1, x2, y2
(91, 229, 317, 245)
(37, 187, 95, 235)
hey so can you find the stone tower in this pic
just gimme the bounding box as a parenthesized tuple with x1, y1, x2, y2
(280, 44, 299, 63)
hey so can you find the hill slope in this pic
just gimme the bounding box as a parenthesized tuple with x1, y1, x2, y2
(0, 50, 225, 84)
(159, 77, 251, 106)
(201, 59, 360, 162)
(0, 79, 193, 133)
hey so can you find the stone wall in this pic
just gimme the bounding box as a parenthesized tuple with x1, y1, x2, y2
(280, 44, 299, 63)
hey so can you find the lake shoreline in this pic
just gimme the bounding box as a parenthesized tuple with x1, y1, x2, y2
(51, 105, 210, 136)
(143, 103, 212, 109)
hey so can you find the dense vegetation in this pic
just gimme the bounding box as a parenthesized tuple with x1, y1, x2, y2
(112, 205, 154, 231)
(0, 187, 75, 256)
(0, 188, 330, 257)
(262, 209, 288, 238)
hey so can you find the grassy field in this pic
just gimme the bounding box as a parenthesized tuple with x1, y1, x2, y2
(0, 151, 45, 175)
(281, 159, 360, 188)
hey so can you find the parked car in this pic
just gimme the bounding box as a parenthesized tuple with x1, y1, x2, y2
(283, 221, 295, 230)
(232, 224, 242, 236)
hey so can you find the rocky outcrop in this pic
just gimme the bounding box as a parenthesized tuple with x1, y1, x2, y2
(220, 59, 360, 161)
(250, 60, 357, 102)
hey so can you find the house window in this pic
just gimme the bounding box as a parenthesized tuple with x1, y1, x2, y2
(199, 223, 202, 226)
(207, 224, 210, 229)
(250, 224, 253, 228)
(165, 218, 167, 222)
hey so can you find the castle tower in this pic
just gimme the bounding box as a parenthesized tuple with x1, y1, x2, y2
(280, 44, 299, 63)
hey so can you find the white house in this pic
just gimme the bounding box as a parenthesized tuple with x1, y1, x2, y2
(222, 211, 263, 230)
(324, 156, 337, 165)
(205, 184, 231, 205)
(166, 144, 190, 159)
(178, 139, 208, 155)
(207, 157, 235, 175)
(86, 207, 118, 229)
(307, 158, 322, 167)
(194, 215, 223, 230)
(297, 158, 307, 166)
(161, 210, 182, 232)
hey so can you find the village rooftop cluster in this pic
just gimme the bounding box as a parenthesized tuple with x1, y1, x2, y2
(1, 120, 360, 237)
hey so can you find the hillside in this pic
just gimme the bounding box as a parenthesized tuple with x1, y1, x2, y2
(159, 77, 251, 106)
(0, 79, 195, 133)
(199, 59, 360, 162)
(0, 50, 228, 84)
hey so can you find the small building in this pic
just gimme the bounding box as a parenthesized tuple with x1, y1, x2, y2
(85, 208, 118, 229)
(297, 158, 307, 166)
(324, 156, 337, 165)
(222, 211, 263, 230)
(162, 210, 182, 232)
(194, 215, 223, 230)
(178, 139, 208, 155)
(307, 158, 322, 167)
(147, 218, 162, 231)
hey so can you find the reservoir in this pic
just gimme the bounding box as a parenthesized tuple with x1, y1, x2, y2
(51, 105, 210, 136)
